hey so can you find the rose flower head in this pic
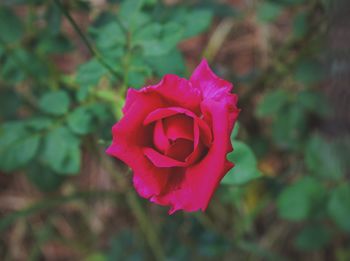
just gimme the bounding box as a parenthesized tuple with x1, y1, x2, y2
(107, 59, 239, 214)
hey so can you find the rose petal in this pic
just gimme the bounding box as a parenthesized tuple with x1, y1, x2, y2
(165, 138, 193, 162)
(122, 88, 139, 114)
(146, 74, 202, 113)
(144, 107, 196, 125)
(163, 114, 193, 141)
(153, 120, 169, 153)
(143, 147, 188, 168)
(190, 59, 237, 104)
(106, 91, 170, 197)
(185, 140, 207, 165)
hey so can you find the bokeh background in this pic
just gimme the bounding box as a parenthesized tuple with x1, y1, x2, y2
(1, 0, 350, 260)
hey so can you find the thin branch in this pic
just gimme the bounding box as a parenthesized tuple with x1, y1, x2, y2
(53, 0, 120, 79)
(100, 153, 166, 261)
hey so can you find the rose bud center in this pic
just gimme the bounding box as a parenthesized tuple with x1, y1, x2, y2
(142, 107, 212, 168)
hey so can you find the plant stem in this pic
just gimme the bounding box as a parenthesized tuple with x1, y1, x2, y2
(53, 0, 120, 79)
(99, 154, 166, 261)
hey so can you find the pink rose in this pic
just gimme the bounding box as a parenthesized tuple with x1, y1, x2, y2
(107, 60, 239, 214)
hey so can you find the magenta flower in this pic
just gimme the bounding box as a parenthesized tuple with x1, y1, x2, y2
(107, 60, 239, 214)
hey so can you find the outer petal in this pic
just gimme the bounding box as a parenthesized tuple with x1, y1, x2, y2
(151, 98, 238, 213)
(190, 59, 240, 129)
(145, 74, 202, 114)
(190, 59, 235, 103)
(106, 91, 171, 198)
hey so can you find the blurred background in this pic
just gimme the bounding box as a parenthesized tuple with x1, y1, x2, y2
(0, 0, 349, 260)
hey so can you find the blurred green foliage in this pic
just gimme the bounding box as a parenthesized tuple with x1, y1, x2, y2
(0, 0, 349, 260)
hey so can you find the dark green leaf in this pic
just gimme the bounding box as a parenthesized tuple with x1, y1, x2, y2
(41, 127, 81, 175)
(277, 177, 326, 221)
(146, 48, 185, 76)
(327, 184, 350, 232)
(293, 12, 307, 39)
(257, 2, 282, 22)
(231, 122, 240, 140)
(222, 141, 261, 185)
(0, 123, 41, 172)
(1, 49, 28, 83)
(39, 91, 70, 116)
(26, 163, 65, 192)
(294, 59, 324, 85)
(119, 0, 150, 31)
(38, 34, 73, 54)
(273, 0, 306, 5)
(0, 7, 23, 44)
(256, 89, 290, 117)
(25, 117, 54, 131)
(133, 22, 162, 44)
(295, 224, 331, 251)
(94, 22, 126, 51)
(46, 2, 61, 35)
(182, 10, 213, 38)
(297, 90, 330, 117)
(272, 106, 306, 150)
(305, 135, 344, 180)
(141, 22, 184, 56)
(76, 59, 109, 101)
(0, 89, 21, 120)
(67, 107, 94, 135)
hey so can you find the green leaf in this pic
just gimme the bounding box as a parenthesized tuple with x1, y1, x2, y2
(141, 22, 184, 56)
(0, 89, 21, 120)
(0, 7, 23, 44)
(133, 22, 162, 44)
(222, 141, 261, 185)
(231, 122, 240, 140)
(67, 107, 94, 135)
(327, 184, 350, 232)
(119, 0, 149, 31)
(41, 127, 81, 175)
(273, 0, 306, 5)
(294, 224, 331, 251)
(182, 9, 213, 38)
(1, 49, 28, 83)
(39, 91, 70, 116)
(119, 0, 143, 20)
(297, 90, 330, 117)
(126, 53, 152, 87)
(26, 164, 65, 192)
(293, 12, 307, 39)
(25, 117, 54, 131)
(294, 59, 324, 85)
(45, 2, 61, 35)
(38, 34, 73, 54)
(127, 70, 148, 87)
(0, 123, 41, 172)
(257, 2, 283, 22)
(305, 135, 344, 180)
(256, 89, 290, 118)
(94, 22, 126, 51)
(277, 177, 326, 221)
(146, 49, 185, 76)
(271, 106, 306, 150)
(76, 59, 109, 101)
